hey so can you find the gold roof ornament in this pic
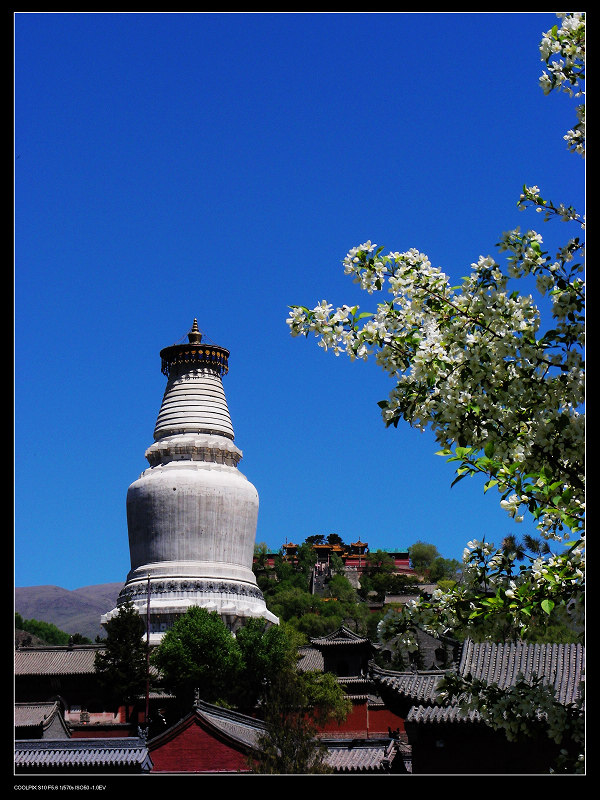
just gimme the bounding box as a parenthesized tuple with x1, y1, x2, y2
(187, 318, 203, 345)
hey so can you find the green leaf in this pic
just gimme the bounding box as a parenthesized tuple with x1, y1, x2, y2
(541, 598, 555, 615)
(455, 446, 473, 459)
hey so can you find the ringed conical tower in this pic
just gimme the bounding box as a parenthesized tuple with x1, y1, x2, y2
(102, 320, 278, 642)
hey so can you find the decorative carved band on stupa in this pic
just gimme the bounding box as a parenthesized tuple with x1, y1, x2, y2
(160, 319, 230, 377)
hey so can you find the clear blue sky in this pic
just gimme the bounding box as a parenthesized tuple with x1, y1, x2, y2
(15, 12, 584, 590)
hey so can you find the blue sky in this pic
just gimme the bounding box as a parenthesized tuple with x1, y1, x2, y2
(15, 12, 584, 590)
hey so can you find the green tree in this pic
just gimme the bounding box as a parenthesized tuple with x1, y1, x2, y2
(409, 541, 440, 574)
(291, 612, 339, 639)
(358, 549, 397, 601)
(329, 551, 345, 574)
(15, 613, 91, 645)
(150, 608, 310, 717)
(150, 606, 243, 709)
(387, 573, 421, 594)
(296, 542, 318, 576)
(266, 585, 319, 622)
(94, 600, 147, 719)
(253, 541, 270, 572)
(325, 573, 357, 604)
(340, 596, 372, 635)
(271, 553, 310, 590)
(252, 670, 350, 774)
(365, 549, 396, 573)
(234, 618, 299, 711)
(428, 556, 462, 583)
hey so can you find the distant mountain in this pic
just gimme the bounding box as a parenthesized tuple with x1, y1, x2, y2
(15, 583, 123, 642)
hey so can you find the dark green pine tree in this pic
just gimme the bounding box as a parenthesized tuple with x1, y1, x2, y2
(252, 670, 350, 774)
(94, 600, 148, 721)
(252, 672, 333, 774)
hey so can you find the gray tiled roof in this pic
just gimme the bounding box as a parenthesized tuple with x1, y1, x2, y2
(458, 639, 584, 705)
(148, 698, 268, 757)
(310, 627, 372, 646)
(15, 645, 163, 687)
(323, 739, 399, 772)
(15, 738, 152, 771)
(15, 646, 103, 676)
(372, 669, 447, 704)
(194, 699, 267, 750)
(335, 676, 372, 686)
(297, 626, 375, 672)
(14, 702, 72, 740)
(15, 702, 62, 728)
(406, 704, 482, 725)
(373, 639, 585, 728)
(297, 646, 324, 672)
(373, 640, 584, 705)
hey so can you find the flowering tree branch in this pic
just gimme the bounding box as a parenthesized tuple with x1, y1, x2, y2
(286, 13, 585, 649)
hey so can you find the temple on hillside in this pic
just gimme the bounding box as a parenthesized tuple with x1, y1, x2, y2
(279, 541, 412, 572)
(102, 320, 278, 642)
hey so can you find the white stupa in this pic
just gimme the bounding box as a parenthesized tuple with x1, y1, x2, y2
(102, 320, 278, 642)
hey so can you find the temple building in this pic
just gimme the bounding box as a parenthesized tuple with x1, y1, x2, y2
(102, 320, 278, 642)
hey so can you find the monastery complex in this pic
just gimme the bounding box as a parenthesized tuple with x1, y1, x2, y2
(14, 321, 584, 776)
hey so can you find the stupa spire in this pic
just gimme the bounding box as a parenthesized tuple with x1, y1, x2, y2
(155, 321, 233, 441)
(187, 318, 202, 344)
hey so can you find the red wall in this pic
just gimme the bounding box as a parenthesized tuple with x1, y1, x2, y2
(150, 716, 252, 773)
(367, 706, 406, 735)
(71, 725, 136, 739)
(318, 699, 405, 737)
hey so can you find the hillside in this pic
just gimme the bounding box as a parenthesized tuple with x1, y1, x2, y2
(14, 583, 123, 642)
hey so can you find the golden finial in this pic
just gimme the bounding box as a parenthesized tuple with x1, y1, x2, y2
(187, 318, 203, 344)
